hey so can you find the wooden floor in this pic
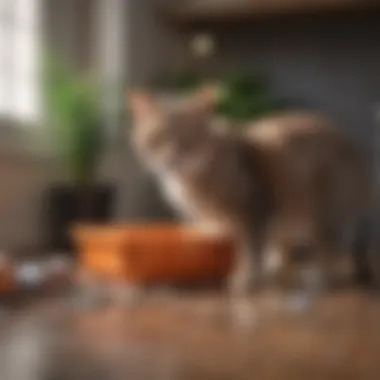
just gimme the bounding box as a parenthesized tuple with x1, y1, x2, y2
(0, 289, 379, 380)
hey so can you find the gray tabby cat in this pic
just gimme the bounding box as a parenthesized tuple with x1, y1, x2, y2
(128, 88, 375, 295)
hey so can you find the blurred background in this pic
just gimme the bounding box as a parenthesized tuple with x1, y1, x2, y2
(0, 2, 380, 380)
(0, 0, 379, 256)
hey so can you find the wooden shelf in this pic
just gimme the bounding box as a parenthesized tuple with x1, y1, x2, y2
(164, 0, 380, 25)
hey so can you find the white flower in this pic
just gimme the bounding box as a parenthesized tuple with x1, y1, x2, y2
(190, 33, 215, 58)
(15, 263, 44, 286)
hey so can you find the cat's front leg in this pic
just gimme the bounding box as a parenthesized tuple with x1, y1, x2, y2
(228, 231, 265, 296)
(226, 232, 266, 327)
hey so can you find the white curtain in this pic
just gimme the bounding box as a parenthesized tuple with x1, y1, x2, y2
(0, 0, 41, 123)
(95, 0, 126, 135)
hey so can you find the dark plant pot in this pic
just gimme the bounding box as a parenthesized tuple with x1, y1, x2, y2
(44, 184, 115, 254)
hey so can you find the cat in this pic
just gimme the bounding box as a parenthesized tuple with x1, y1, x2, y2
(128, 88, 375, 295)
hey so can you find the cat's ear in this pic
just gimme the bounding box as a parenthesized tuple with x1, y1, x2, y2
(127, 90, 157, 123)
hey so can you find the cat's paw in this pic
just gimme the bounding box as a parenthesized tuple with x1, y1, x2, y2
(227, 268, 263, 297)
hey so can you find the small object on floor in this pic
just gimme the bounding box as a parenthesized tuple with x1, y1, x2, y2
(14, 261, 45, 288)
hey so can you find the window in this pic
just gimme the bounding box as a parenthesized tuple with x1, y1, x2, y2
(0, 0, 41, 123)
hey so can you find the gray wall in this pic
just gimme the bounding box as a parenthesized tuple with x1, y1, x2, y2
(44, 0, 95, 71)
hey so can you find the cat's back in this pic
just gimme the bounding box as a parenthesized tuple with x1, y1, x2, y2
(243, 111, 373, 217)
(244, 111, 365, 166)
(243, 111, 336, 148)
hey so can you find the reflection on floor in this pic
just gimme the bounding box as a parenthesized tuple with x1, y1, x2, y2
(0, 289, 379, 380)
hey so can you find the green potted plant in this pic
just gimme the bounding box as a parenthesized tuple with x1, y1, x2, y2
(43, 54, 115, 253)
(216, 71, 275, 123)
(150, 69, 276, 124)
